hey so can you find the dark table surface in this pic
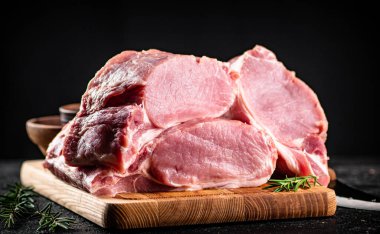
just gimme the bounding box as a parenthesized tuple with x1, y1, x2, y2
(1, 155, 379, 233)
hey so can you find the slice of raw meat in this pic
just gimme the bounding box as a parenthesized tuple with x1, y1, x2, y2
(229, 45, 330, 185)
(146, 118, 278, 190)
(44, 118, 277, 196)
(47, 105, 162, 173)
(79, 49, 235, 129)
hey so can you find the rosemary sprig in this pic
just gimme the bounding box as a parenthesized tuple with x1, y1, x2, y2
(264, 175, 321, 192)
(0, 183, 75, 232)
(0, 183, 35, 228)
(35, 203, 75, 232)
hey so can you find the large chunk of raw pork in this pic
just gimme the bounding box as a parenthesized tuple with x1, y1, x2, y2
(45, 46, 329, 197)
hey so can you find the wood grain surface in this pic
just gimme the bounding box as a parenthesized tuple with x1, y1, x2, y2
(20, 160, 336, 229)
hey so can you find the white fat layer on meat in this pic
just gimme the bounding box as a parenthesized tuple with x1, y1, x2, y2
(275, 141, 314, 174)
(229, 54, 245, 73)
(305, 152, 329, 175)
(170, 175, 271, 191)
(136, 129, 163, 150)
(292, 138, 305, 148)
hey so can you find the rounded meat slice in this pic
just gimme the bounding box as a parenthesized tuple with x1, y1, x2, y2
(230, 46, 327, 148)
(147, 119, 277, 190)
(145, 56, 234, 128)
(79, 49, 234, 129)
(229, 45, 329, 185)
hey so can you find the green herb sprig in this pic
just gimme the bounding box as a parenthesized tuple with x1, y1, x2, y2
(0, 183, 35, 228)
(35, 203, 75, 232)
(0, 183, 75, 232)
(264, 175, 321, 192)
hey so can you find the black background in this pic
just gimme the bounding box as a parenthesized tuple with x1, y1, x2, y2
(0, 1, 378, 159)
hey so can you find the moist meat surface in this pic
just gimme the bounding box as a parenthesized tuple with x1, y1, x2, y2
(45, 119, 277, 196)
(45, 46, 329, 196)
(228, 45, 329, 185)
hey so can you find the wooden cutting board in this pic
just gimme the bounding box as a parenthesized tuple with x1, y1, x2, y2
(20, 160, 336, 229)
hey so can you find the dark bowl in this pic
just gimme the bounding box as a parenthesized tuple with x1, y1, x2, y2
(59, 103, 80, 124)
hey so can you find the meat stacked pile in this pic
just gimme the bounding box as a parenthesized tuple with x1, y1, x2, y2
(45, 45, 329, 197)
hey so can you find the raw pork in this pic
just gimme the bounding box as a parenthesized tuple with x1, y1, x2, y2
(46, 119, 277, 196)
(228, 45, 329, 185)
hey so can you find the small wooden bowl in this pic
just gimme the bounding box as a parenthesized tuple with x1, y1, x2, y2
(59, 103, 80, 124)
(26, 115, 62, 155)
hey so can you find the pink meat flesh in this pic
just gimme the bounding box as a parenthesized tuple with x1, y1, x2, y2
(45, 46, 330, 197)
(45, 118, 277, 196)
(229, 45, 329, 185)
(79, 50, 167, 116)
(44, 156, 175, 197)
(80, 49, 234, 129)
(55, 105, 161, 173)
(145, 56, 234, 128)
(54, 49, 235, 172)
(148, 119, 277, 189)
